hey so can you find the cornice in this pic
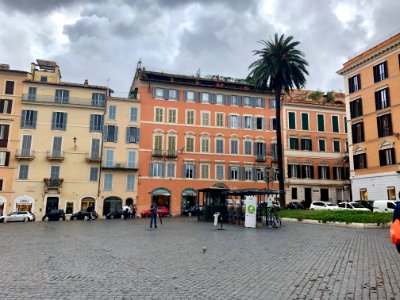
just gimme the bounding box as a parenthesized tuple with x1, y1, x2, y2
(283, 101, 345, 112)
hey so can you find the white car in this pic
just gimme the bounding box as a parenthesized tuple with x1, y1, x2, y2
(338, 202, 370, 211)
(0, 211, 35, 223)
(310, 201, 338, 210)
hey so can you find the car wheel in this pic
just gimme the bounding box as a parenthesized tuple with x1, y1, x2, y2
(110, 215, 114, 219)
(24, 217, 29, 222)
(59, 217, 63, 221)
(73, 217, 77, 221)
(188, 212, 192, 217)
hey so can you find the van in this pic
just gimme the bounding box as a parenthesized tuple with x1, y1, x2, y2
(372, 200, 396, 213)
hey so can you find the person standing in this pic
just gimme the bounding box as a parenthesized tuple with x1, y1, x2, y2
(132, 205, 136, 219)
(86, 204, 94, 221)
(150, 201, 158, 229)
(393, 201, 400, 253)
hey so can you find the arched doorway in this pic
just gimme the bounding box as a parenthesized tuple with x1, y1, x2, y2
(0, 196, 6, 216)
(103, 197, 122, 216)
(151, 188, 171, 211)
(126, 198, 134, 206)
(81, 197, 95, 211)
(181, 189, 197, 212)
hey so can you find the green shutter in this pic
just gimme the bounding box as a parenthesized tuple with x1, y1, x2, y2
(317, 115, 325, 131)
(301, 113, 309, 130)
(288, 112, 296, 129)
(332, 116, 339, 132)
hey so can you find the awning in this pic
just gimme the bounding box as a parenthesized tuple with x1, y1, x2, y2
(152, 188, 171, 196)
(182, 189, 196, 196)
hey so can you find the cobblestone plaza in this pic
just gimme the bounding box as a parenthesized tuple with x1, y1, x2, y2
(1, 218, 399, 299)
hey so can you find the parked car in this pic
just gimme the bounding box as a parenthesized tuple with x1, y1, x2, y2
(310, 201, 338, 210)
(70, 210, 98, 220)
(106, 209, 126, 219)
(42, 210, 66, 221)
(182, 205, 203, 216)
(286, 201, 304, 210)
(140, 206, 169, 218)
(354, 200, 374, 212)
(0, 211, 35, 223)
(337, 202, 370, 211)
(372, 200, 396, 213)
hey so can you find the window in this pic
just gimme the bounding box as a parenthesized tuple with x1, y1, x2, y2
(254, 97, 265, 108)
(154, 87, 165, 99)
(0, 151, 10, 166)
(373, 61, 388, 82)
(318, 166, 330, 179)
(243, 116, 252, 129)
(90, 167, 99, 181)
(270, 98, 276, 109)
(126, 127, 140, 143)
(229, 166, 239, 180)
(353, 153, 367, 169)
(90, 114, 103, 132)
(126, 174, 135, 191)
(168, 89, 178, 100)
(51, 112, 67, 130)
(333, 140, 340, 152)
(216, 94, 225, 105)
(348, 74, 361, 93)
(153, 135, 162, 151)
(228, 115, 240, 128)
(105, 149, 114, 167)
(201, 93, 210, 103)
(0, 99, 12, 114)
(292, 188, 298, 200)
(92, 93, 106, 106)
(300, 138, 312, 151)
(216, 113, 224, 127)
(201, 164, 209, 179)
(288, 112, 296, 129)
(104, 174, 113, 190)
(350, 98, 363, 118)
(375, 88, 390, 110)
(301, 113, 309, 130)
(215, 139, 224, 154)
(184, 90, 196, 102)
(377, 114, 392, 138)
(332, 115, 339, 132)
(387, 187, 396, 200)
(19, 165, 29, 180)
(255, 117, 265, 130)
(288, 164, 300, 178)
(55, 89, 69, 103)
(317, 114, 325, 132)
(318, 139, 326, 152)
(360, 189, 368, 200)
(379, 148, 396, 166)
(50, 166, 60, 179)
(186, 110, 195, 125)
(230, 139, 239, 155)
(66, 202, 74, 214)
(229, 95, 240, 106)
(256, 168, 265, 181)
(186, 136, 194, 152)
(104, 125, 118, 142)
(184, 163, 196, 179)
(289, 137, 299, 150)
(127, 151, 136, 168)
(270, 117, 277, 130)
(167, 135, 176, 151)
(21, 110, 37, 129)
(201, 136, 210, 153)
(167, 109, 177, 124)
(216, 165, 224, 180)
(150, 162, 164, 177)
(201, 112, 210, 126)
(244, 140, 252, 155)
(166, 163, 176, 178)
(130, 107, 138, 122)
(40, 76, 47, 82)
(243, 96, 251, 107)
(301, 165, 314, 179)
(108, 105, 116, 120)
(351, 122, 364, 143)
(333, 167, 343, 180)
(51, 137, 62, 157)
(255, 142, 266, 157)
(244, 168, 252, 181)
(270, 143, 277, 159)
(5, 81, 14, 95)
(0, 124, 9, 147)
(28, 87, 36, 101)
(344, 117, 348, 133)
(21, 135, 32, 156)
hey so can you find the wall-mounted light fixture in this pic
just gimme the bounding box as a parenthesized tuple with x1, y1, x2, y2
(73, 136, 77, 149)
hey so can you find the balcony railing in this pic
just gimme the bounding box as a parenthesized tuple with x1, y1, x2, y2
(255, 155, 266, 162)
(152, 149, 164, 157)
(44, 178, 63, 188)
(47, 151, 64, 161)
(165, 150, 178, 158)
(22, 94, 106, 107)
(15, 149, 35, 160)
(86, 153, 102, 162)
(102, 162, 138, 170)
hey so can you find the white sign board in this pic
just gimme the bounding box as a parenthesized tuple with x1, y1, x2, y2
(245, 196, 257, 228)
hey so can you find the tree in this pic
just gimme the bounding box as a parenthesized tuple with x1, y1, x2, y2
(248, 34, 308, 207)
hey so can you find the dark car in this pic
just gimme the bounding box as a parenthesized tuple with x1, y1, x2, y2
(182, 205, 202, 216)
(106, 209, 126, 219)
(42, 210, 66, 221)
(70, 210, 98, 220)
(354, 200, 374, 212)
(286, 201, 305, 210)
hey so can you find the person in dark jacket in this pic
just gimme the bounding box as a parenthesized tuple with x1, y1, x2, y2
(86, 204, 94, 221)
(150, 201, 158, 229)
(393, 201, 400, 253)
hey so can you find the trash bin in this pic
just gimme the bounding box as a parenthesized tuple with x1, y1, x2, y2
(213, 212, 220, 226)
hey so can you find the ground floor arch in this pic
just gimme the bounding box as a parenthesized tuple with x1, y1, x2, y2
(15, 195, 35, 212)
(81, 197, 96, 211)
(0, 196, 6, 216)
(151, 188, 171, 211)
(126, 198, 134, 206)
(103, 197, 122, 216)
(181, 188, 197, 212)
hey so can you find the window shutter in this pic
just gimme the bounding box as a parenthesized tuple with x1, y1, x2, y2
(228, 167, 232, 180)
(357, 74, 361, 89)
(252, 167, 257, 181)
(379, 150, 385, 166)
(7, 100, 12, 114)
(271, 168, 275, 181)
(375, 91, 380, 110)
(114, 126, 118, 142)
(193, 164, 196, 179)
(237, 96, 242, 106)
(326, 167, 331, 179)
(301, 165, 306, 178)
(386, 87, 390, 105)
(238, 116, 241, 128)
(318, 166, 322, 179)
(161, 88, 167, 100)
(309, 140, 313, 151)
(384, 61, 388, 78)
(239, 167, 244, 181)
(263, 168, 268, 182)
(262, 143, 266, 156)
(51, 112, 56, 130)
(252, 117, 257, 129)
(269, 118, 274, 130)
(333, 167, 337, 180)
(63, 113, 67, 130)
(103, 126, 108, 141)
(136, 128, 140, 143)
(262, 118, 266, 130)
(260, 98, 265, 108)
(195, 92, 200, 103)
(20, 110, 26, 128)
(210, 93, 216, 104)
(150, 162, 154, 177)
(373, 65, 378, 83)
(297, 165, 301, 178)
(5, 152, 10, 166)
(310, 166, 314, 179)
(182, 164, 186, 178)
(222, 95, 226, 105)
(184, 90, 188, 102)
(90, 115, 95, 132)
(288, 165, 292, 178)
(228, 115, 232, 128)
(126, 127, 130, 143)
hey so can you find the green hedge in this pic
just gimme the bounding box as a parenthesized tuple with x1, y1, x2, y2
(278, 210, 392, 224)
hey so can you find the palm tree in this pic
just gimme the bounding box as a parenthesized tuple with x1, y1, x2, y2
(248, 34, 308, 207)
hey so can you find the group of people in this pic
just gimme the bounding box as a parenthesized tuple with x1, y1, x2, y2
(122, 204, 137, 220)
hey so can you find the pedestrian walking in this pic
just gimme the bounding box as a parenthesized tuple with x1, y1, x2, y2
(132, 204, 136, 219)
(149, 201, 158, 229)
(392, 201, 400, 253)
(86, 204, 94, 221)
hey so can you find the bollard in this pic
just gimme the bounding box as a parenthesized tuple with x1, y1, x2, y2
(213, 212, 220, 226)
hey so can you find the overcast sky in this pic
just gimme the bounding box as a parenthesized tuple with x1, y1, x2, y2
(0, 0, 399, 97)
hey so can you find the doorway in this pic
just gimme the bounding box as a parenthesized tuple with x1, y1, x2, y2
(181, 189, 197, 212)
(304, 188, 312, 208)
(81, 197, 95, 211)
(151, 188, 171, 211)
(103, 197, 122, 216)
(46, 197, 59, 213)
(320, 188, 329, 201)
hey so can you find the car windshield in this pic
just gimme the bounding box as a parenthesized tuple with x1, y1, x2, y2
(350, 203, 364, 208)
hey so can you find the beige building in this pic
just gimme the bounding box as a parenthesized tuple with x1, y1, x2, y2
(0, 64, 28, 216)
(100, 96, 140, 216)
(13, 60, 109, 218)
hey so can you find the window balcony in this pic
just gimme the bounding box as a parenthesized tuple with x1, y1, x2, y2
(22, 94, 105, 107)
(165, 150, 178, 158)
(255, 155, 266, 162)
(152, 149, 164, 157)
(102, 162, 138, 170)
(47, 151, 64, 161)
(15, 149, 35, 160)
(44, 178, 63, 192)
(86, 153, 102, 163)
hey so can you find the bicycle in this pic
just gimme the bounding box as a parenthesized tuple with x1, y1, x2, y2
(266, 208, 281, 229)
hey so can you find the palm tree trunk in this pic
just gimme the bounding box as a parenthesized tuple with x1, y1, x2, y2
(274, 86, 285, 207)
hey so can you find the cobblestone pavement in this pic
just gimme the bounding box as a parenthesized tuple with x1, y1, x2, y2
(1, 217, 400, 299)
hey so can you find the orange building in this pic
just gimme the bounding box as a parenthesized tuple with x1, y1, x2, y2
(338, 33, 400, 201)
(282, 91, 350, 206)
(131, 69, 278, 215)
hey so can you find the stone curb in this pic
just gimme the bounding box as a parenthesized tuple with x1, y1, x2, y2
(281, 217, 391, 229)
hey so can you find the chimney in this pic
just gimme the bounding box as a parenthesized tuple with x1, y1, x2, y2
(0, 64, 10, 70)
(84, 79, 88, 85)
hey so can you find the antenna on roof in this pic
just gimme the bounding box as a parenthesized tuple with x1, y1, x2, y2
(196, 68, 200, 78)
(137, 58, 142, 71)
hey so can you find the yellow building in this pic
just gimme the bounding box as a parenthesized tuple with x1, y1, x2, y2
(0, 64, 28, 216)
(100, 96, 140, 216)
(338, 33, 400, 201)
(13, 60, 109, 218)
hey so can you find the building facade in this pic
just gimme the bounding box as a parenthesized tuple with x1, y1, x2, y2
(0, 64, 28, 216)
(282, 92, 351, 206)
(338, 33, 400, 201)
(131, 69, 279, 215)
